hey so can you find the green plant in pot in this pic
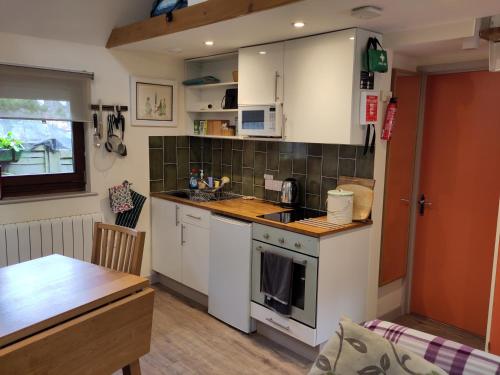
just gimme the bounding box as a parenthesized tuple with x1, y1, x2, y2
(0, 132, 24, 162)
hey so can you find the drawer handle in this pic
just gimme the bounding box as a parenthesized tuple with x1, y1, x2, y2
(186, 214, 202, 220)
(266, 318, 290, 331)
(263, 233, 270, 239)
(294, 242, 302, 248)
(278, 238, 285, 244)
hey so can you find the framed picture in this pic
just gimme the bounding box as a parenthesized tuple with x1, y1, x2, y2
(130, 76, 177, 127)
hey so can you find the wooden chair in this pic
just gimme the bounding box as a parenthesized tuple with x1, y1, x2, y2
(91, 222, 146, 276)
(91, 223, 146, 375)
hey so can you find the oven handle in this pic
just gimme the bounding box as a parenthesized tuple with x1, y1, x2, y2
(255, 245, 307, 266)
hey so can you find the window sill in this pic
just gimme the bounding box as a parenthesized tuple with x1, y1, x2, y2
(0, 191, 98, 205)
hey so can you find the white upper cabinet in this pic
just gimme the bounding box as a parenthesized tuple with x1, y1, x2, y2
(283, 29, 369, 144)
(236, 28, 378, 144)
(238, 42, 284, 105)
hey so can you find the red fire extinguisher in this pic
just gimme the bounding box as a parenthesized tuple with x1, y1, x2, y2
(381, 97, 398, 140)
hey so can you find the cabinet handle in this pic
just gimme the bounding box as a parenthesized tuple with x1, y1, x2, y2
(186, 214, 202, 220)
(175, 205, 180, 226)
(274, 71, 280, 102)
(181, 224, 186, 245)
(266, 318, 290, 331)
(263, 233, 270, 239)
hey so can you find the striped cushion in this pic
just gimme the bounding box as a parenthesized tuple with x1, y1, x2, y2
(363, 320, 500, 375)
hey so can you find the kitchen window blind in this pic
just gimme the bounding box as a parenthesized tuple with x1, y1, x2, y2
(0, 64, 93, 122)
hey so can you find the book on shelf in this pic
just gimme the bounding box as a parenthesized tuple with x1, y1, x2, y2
(194, 120, 235, 136)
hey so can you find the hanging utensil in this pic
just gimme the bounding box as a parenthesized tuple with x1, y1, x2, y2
(92, 112, 101, 148)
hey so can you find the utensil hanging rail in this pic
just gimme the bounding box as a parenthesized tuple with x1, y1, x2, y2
(90, 105, 128, 112)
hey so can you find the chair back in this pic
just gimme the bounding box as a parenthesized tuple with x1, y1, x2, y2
(91, 222, 145, 276)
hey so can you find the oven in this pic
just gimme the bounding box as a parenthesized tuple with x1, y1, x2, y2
(251, 240, 318, 328)
(237, 104, 283, 137)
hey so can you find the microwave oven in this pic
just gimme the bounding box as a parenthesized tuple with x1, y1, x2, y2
(238, 104, 283, 138)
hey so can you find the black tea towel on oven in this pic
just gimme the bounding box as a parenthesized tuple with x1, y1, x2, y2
(261, 251, 293, 315)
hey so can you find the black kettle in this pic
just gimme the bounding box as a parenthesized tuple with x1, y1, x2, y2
(280, 178, 299, 207)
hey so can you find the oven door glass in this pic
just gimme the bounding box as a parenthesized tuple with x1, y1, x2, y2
(241, 110, 265, 130)
(251, 240, 318, 328)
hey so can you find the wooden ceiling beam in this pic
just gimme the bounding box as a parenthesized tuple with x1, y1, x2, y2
(106, 0, 303, 49)
(480, 27, 500, 42)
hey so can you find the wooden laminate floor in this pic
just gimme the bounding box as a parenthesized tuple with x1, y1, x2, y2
(118, 284, 312, 375)
(392, 314, 486, 350)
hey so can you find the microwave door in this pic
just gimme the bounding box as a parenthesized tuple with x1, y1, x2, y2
(241, 110, 266, 136)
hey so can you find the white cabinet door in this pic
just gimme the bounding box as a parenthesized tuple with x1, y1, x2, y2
(151, 198, 182, 282)
(181, 221, 210, 295)
(238, 42, 284, 105)
(283, 29, 357, 144)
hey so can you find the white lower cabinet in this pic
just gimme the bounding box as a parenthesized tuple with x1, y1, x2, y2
(151, 197, 182, 282)
(181, 220, 210, 295)
(151, 198, 210, 295)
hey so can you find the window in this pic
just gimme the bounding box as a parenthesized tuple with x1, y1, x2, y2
(0, 65, 92, 198)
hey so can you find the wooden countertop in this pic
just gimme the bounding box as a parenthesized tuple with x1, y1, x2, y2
(0, 255, 149, 348)
(151, 193, 371, 237)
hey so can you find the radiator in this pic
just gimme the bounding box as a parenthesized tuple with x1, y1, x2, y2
(0, 213, 103, 267)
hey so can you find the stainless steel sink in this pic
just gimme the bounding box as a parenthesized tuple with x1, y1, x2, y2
(164, 189, 240, 202)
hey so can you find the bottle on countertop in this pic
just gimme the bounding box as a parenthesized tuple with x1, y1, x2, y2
(189, 168, 199, 189)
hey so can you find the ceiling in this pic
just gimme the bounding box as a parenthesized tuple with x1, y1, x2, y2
(1, 0, 500, 62)
(0, 0, 151, 46)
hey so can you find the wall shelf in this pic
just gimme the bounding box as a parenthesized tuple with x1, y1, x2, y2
(185, 82, 238, 89)
(187, 109, 238, 113)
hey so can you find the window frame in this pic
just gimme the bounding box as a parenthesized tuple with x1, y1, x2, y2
(0, 121, 86, 197)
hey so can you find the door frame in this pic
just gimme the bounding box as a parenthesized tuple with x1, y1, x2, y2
(485, 200, 500, 352)
(379, 68, 420, 288)
(403, 59, 490, 314)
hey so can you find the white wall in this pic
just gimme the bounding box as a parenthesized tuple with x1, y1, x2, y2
(0, 31, 185, 276)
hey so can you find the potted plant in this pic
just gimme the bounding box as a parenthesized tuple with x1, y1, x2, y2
(0, 132, 24, 162)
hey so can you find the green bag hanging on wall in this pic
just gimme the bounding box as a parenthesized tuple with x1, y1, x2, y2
(366, 37, 388, 73)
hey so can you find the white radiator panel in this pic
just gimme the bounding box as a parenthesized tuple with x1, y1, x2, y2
(0, 213, 103, 267)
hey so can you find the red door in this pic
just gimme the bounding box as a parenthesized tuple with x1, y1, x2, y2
(487, 203, 500, 354)
(380, 73, 420, 285)
(411, 71, 500, 336)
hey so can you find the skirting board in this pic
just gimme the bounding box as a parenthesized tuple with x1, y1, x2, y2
(154, 272, 208, 307)
(377, 306, 404, 322)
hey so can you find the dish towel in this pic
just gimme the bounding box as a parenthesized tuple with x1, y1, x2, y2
(115, 190, 147, 229)
(261, 251, 294, 315)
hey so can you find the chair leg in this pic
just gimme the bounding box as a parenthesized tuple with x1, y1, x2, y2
(122, 359, 141, 375)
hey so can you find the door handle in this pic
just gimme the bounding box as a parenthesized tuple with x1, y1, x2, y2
(274, 71, 280, 102)
(181, 224, 186, 245)
(419, 194, 433, 216)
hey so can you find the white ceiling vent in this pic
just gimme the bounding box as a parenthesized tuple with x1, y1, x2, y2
(351, 6, 383, 20)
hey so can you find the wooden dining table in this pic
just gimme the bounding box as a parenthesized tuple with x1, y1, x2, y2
(0, 254, 154, 375)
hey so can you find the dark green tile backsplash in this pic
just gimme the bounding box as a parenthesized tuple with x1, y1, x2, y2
(149, 136, 375, 210)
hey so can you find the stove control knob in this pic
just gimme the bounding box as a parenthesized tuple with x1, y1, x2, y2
(278, 237, 285, 244)
(294, 242, 302, 249)
(263, 233, 270, 239)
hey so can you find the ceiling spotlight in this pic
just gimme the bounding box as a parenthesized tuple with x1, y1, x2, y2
(259, 51, 267, 55)
(349, 36, 355, 40)
(351, 6, 383, 19)
(292, 21, 305, 28)
(204, 40, 214, 46)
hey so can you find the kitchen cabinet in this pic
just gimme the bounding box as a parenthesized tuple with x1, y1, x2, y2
(238, 42, 284, 105)
(151, 197, 182, 282)
(237, 28, 379, 144)
(180, 206, 210, 295)
(283, 28, 373, 144)
(151, 199, 210, 294)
